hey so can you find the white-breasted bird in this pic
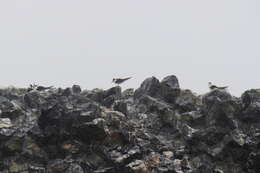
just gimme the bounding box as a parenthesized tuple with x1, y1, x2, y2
(208, 82, 228, 90)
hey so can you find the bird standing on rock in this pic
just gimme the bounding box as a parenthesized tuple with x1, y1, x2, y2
(28, 84, 53, 92)
(208, 82, 228, 90)
(112, 77, 132, 85)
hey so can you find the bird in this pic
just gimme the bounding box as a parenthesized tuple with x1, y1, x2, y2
(112, 77, 132, 85)
(28, 84, 53, 91)
(36, 85, 53, 91)
(208, 82, 228, 90)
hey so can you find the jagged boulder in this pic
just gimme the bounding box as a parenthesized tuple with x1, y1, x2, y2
(72, 85, 82, 94)
(160, 75, 180, 103)
(134, 75, 181, 105)
(125, 160, 147, 173)
(241, 89, 260, 122)
(202, 89, 240, 129)
(113, 100, 128, 115)
(175, 89, 201, 112)
(134, 77, 161, 99)
(122, 88, 134, 99)
(102, 86, 122, 107)
(202, 89, 233, 108)
(85, 88, 105, 103)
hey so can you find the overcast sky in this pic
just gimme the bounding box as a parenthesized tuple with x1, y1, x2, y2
(0, 0, 259, 96)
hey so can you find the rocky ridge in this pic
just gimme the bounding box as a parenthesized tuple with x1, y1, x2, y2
(0, 75, 260, 173)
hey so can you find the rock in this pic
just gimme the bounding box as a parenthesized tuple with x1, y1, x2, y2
(47, 159, 70, 173)
(8, 161, 27, 173)
(94, 167, 114, 173)
(28, 164, 45, 173)
(134, 75, 181, 104)
(160, 75, 180, 103)
(172, 159, 183, 173)
(161, 75, 180, 89)
(22, 137, 47, 160)
(113, 100, 128, 115)
(180, 111, 204, 127)
(77, 102, 102, 122)
(122, 88, 134, 99)
(125, 160, 147, 173)
(80, 152, 106, 171)
(213, 168, 224, 173)
(65, 164, 84, 173)
(0, 118, 13, 128)
(61, 140, 82, 154)
(134, 77, 161, 99)
(104, 86, 121, 98)
(163, 151, 174, 159)
(102, 110, 125, 128)
(72, 85, 82, 94)
(138, 95, 171, 113)
(180, 124, 198, 139)
(202, 89, 240, 128)
(102, 86, 121, 107)
(85, 88, 105, 103)
(241, 89, 260, 108)
(108, 146, 142, 165)
(62, 87, 73, 96)
(24, 91, 46, 109)
(202, 89, 232, 107)
(75, 118, 108, 142)
(248, 152, 260, 172)
(3, 137, 23, 153)
(188, 127, 227, 155)
(159, 107, 180, 128)
(241, 89, 260, 122)
(229, 129, 246, 146)
(176, 89, 201, 112)
(0, 96, 12, 110)
(0, 96, 25, 120)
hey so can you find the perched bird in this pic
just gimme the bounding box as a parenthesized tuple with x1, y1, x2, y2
(28, 84, 53, 91)
(112, 77, 132, 85)
(36, 85, 53, 91)
(208, 82, 228, 90)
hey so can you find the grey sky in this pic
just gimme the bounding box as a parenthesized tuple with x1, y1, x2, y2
(0, 0, 259, 96)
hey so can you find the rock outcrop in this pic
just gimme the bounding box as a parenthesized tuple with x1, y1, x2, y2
(0, 76, 259, 173)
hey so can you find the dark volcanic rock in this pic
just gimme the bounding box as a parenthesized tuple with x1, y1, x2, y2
(134, 75, 181, 105)
(241, 89, 260, 122)
(0, 76, 259, 173)
(202, 89, 241, 129)
(176, 89, 201, 112)
(113, 100, 128, 115)
(134, 76, 161, 99)
(72, 85, 82, 94)
(160, 75, 180, 103)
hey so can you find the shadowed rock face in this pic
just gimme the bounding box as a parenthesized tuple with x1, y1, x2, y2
(0, 76, 259, 173)
(134, 76, 161, 99)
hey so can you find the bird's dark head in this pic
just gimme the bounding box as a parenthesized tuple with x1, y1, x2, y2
(112, 78, 116, 83)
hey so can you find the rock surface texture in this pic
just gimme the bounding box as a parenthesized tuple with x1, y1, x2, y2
(0, 76, 259, 173)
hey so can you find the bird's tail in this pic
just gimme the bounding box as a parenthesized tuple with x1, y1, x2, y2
(218, 86, 228, 89)
(124, 77, 132, 80)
